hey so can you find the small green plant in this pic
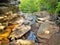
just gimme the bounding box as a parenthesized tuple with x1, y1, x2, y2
(55, 2, 60, 15)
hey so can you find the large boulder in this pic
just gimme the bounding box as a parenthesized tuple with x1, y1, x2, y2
(48, 32, 60, 45)
(37, 21, 59, 43)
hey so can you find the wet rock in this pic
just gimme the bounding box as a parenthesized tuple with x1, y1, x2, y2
(16, 39, 36, 45)
(34, 11, 50, 24)
(55, 16, 60, 26)
(0, 0, 21, 45)
(34, 11, 50, 18)
(24, 14, 36, 25)
(5, 39, 36, 45)
(37, 21, 59, 39)
(31, 22, 40, 35)
(48, 32, 60, 45)
(37, 21, 59, 43)
(18, 13, 36, 25)
(10, 0, 20, 7)
(27, 31, 36, 42)
(9, 24, 31, 40)
(15, 16, 24, 25)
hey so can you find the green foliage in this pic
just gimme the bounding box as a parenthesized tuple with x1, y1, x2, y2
(55, 2, 60, 15)
(39, 0, 58, 14)
(19, 0, 40, 13)
(19, 0, 58, 14)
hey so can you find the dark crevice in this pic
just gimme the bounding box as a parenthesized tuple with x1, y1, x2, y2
(0, 0, 9, 3)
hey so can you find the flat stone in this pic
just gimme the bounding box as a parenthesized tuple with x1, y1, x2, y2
(16, 39, 36, 45)
(9, 25, 31, 40)
(35, 11, 50, 24)
(48, 32, 60, 45)
(37, 21, 59, 39)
